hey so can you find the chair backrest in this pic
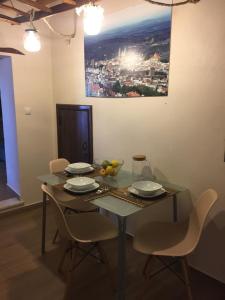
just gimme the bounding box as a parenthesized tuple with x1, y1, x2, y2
(184, 188, 218, 255)
(41, 184, 73, 241)
(49, 158, 70, 174)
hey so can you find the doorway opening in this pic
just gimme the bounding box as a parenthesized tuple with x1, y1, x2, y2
(0, 56, 20, 206)
(0, 95, 18, 201)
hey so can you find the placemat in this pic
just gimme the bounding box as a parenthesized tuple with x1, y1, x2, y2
(53, 178, 176, 209)
(109, 186, 176, 208)
(52, 181, 111, 203)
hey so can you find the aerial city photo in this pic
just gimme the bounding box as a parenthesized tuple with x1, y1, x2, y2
(84, 2, 172, 98)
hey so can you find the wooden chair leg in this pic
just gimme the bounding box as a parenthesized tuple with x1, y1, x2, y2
(52, 229, 59, 244)
(180, 257, 193, 300)
(70, 242, 78, 271)
(58, 241, 73, 273)
(58, 248, 68, 273)
(63, 245, 78, 300)
(53, 208, 69, 244)
(96, 243, 115, 292)
(143, 255, 153, 278)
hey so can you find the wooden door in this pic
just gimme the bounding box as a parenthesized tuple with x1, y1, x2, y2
(56, 104, 93, 163)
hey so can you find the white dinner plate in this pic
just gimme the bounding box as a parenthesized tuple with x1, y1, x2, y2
(65, 166, 94, 174)
(132, 181, 162, 195)
(66, 177, 95, 190)
(67, 162, 91, 171)
(64, 182, 99, 194)
(128, 186, 166, 199)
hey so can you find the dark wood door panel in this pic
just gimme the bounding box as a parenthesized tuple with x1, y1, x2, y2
(56, 104, 93, 163)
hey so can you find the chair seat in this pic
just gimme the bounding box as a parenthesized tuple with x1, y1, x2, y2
(133, 221, 189, 257)
(66, 212, 118, 243)
(61, 199, 97, 212)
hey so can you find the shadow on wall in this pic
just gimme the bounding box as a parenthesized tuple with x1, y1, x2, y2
(127, 168, 193, 234)
(189, 209, 225, 283)
(153, 167, 193, 221)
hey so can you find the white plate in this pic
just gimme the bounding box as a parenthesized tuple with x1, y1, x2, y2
(67, 162, 92, 171)
(65, 166, 94, 174)
(64, 182, 100, 194)
(128, 186, 166, 199)
(66, 177, 95, 190)
(132, 181, 162, 195)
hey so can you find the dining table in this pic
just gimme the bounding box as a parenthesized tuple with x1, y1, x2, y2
(38, 169, 187, 300)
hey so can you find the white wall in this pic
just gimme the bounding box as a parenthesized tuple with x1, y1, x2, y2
(0, 21, 55, 204)
(50, 0, 225, 283)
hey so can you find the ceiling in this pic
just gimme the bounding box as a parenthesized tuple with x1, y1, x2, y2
(0, 0, 93, 24)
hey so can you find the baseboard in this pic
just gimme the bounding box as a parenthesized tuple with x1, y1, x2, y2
(0, 200, 44, 217)
(188, 262, 225, 285)
(0, 197, 24, 213)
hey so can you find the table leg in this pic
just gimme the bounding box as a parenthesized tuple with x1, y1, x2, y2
(41, 190, 47, 255)
(117, 216, 127, 300)
(173, 194, 178, 223)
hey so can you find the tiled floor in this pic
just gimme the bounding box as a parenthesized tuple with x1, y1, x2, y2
(1, 206, 225, 300)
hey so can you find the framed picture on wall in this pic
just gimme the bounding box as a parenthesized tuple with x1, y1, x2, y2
(84, 1, 172, 98)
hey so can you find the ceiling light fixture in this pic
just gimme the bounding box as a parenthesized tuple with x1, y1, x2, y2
(76, 2, 104, 36)
(23, 10, 41, 53)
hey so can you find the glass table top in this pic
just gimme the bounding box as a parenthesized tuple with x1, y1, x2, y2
(91, 195, 142, 217)
(38, 170, 186, 218)
(37, 174, 66, 186)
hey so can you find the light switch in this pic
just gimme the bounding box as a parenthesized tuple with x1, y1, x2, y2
(24, 107, 32, 115)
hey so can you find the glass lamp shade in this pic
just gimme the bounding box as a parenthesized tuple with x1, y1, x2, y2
(77, 4, 104, 36)
(23, 29, 41, 52)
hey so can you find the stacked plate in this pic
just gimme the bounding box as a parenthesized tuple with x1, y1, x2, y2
(65, 162, 94, 174)
(64, 176, 99, 194)
(128, 180, 166, 199)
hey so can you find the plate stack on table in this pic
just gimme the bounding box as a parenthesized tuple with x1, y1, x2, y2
(65, 162, 94, 175)
(64, 177, 100, 194)
(128, 181, 166, 199)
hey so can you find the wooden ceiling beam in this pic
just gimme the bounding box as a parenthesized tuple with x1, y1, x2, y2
(0, 3, 29, 16)
(14, 0, 100, 23)
(15, 2, 75, 22)
(0, 47, 25, 55)
(37, 0, 57, 5)
(0, 13, 19, 24)
(16, 0, 52, 12)
(62, 0, 76, 5)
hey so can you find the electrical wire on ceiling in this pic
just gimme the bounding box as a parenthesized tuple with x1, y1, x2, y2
(29, 9, 37, 30)
(144, 0, 200, 7)
(42, 11, 77, 45)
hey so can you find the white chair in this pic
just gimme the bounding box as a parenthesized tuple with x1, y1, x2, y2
(42, 184, 118, 283)
(49, 158, 97, 244)
(133, 189, 218, 300)
(49, 158, 97, 213)
(49, 158, 70, 174)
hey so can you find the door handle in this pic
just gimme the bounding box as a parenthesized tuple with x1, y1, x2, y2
(82, 142, 88, 151)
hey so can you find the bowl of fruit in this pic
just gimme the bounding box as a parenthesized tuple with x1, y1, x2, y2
(96, 159, 124, 177)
